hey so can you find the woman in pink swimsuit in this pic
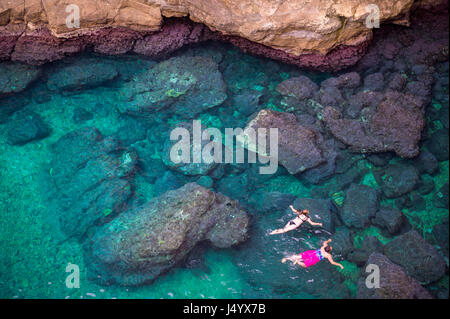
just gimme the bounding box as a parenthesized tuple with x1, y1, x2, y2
(281, 239, 344, 269)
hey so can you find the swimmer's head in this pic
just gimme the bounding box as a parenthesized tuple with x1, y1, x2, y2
(301, 209, 309, 215)
(324, 246, 332, 253)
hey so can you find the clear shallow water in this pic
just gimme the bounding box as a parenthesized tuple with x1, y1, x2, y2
(0, 41, 448, 299)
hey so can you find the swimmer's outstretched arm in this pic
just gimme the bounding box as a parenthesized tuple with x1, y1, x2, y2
(289, 205, 301, 214)
(307, 219, 323, 227)
(326, 255, 344, 269)
(322, 239, 332, 248)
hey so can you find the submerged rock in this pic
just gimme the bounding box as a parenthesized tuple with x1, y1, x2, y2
(84, 183, 249, 285)
(384, 230, 446, 285)
(49, 127, 137, 239)
(6, 110, 50, 145)
(47, 58, 118, 91)
(118, 55, 227, 117)
(356, 253, 432, 299)
(0, 62, 41, 96)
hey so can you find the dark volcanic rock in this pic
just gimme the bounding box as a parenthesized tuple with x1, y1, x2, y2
(376, 164, 420, 198)
(50, 127, 137, 239)
(47, 58, 118, 91)
(243, 110, 325, 175)
(85, 183, 249, 285)
(341, 184, 378, 228)
(118, 55, 226, 117)
(372, 206, 404, 235)
(277, 76, 319, 101)
(384, 230, 446, 284)
(323, 91, 426, 158)
(6, 110, 50, 145)
(0, 62, 41, 96)
(356, 253, 432, 299)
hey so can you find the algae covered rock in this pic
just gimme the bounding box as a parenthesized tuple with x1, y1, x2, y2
(356, 253, 432, 299)
(118, 55, 227, 117)
(85, 183, 249, 285)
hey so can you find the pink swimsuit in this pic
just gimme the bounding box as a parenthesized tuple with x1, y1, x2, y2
(300, 249, 324, 268)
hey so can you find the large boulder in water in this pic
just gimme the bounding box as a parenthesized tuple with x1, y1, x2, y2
(384, 230, 446, 285)
(322, 91, 426, 158)
(356, 253, 432, 299)
(84, 183, 249, 285)
(117, 55, 227, 118)
(243, 109, 325, 174)
(49, 127, 137, 239)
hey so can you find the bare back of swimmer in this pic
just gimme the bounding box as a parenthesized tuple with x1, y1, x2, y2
(269, 205, 322, 235)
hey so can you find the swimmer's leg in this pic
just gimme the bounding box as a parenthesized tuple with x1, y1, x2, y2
(270, 222, 297, 235)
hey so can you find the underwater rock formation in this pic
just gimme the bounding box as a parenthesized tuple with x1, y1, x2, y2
(46, 57, 119, 91)
(356, 253, 432, 299)
(117, 55, 226, 117)
(84, 183, 249, 285)
(6, 110, 50, 145)
(49, 127, 137, 239)
(0, 0, 444, 71)
(0, 62, 41, 96)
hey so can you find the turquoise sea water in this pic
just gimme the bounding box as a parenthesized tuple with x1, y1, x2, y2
(0, 41, 448, 299)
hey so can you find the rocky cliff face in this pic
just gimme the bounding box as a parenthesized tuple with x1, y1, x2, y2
(0, 0, 445, 70)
